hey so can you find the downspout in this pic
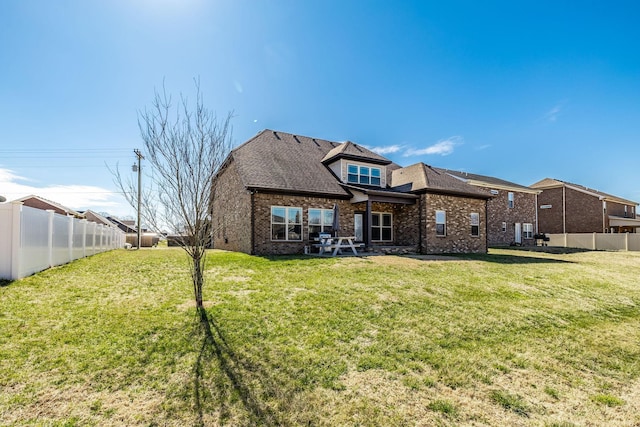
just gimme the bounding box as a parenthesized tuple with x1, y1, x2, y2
(250, 190, 256, 255)
(602, 199, 605, 232)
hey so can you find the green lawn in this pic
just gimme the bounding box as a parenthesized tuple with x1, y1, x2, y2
(1, 248, 640, 426)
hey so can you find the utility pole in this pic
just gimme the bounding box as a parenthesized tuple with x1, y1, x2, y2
(134, 149, 144, 249)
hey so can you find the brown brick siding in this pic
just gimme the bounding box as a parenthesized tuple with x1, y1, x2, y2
(422, 193, 487, 254)
(252, 193, 353, 255)
(536, 187, 565, 234)
(565, 187, 603, 233)
(211, 161, 253, 253)
(485, 189, 537, 246)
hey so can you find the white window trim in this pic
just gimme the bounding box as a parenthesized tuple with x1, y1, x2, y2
(470, 212, 480, 237)
(523, 223, 534, 239)
(308, 208, 334, 237)
(271, 206, 303, 241)
(508, 192, 514, 209)
(435, 210, 446, 237)
(502, 221, 507, 233)
(371, 211, 393, 242)
(347, 163, 382, 186)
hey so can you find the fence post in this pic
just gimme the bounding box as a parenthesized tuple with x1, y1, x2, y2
(563, 233, 568, 248)
(593, 232, 597, 250)
(10, 202, 23, 280)
(68, 216, 74, 263)
(81, 219, 87, 258)
(625, 233, 629, 251)
(47, 210, 55, 268)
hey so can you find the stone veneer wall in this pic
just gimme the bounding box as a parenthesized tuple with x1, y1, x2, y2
(253, 193, 353, 255)
(485, 189, 537, 246)
(422, 193, 487, 254)
(211, 161, 253, 253)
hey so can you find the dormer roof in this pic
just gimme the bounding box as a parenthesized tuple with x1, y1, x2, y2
(321, 141, 392, 165)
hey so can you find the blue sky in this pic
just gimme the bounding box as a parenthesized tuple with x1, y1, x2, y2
(1, 0, 639, 217)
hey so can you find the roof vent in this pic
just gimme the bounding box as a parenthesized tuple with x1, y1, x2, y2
(312, 138, 320, 147)
(273, 131, 281, 140)
(293, 135, 301, 144)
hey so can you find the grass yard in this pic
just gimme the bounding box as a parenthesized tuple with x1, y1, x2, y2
(1, 248, 640, 426)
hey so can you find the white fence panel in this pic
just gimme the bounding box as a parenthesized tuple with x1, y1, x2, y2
(19, 207, 51, 278)
(547, 233, 640, 252)
(86, 221, 97, 256)
(596, 234, 627, 251)
(0, 204, 15, 278)
(52, 214, 71, 266)
(566, 233, 595, 250)
(0, 202, 125, 280)
(72, 219, 85, 260)
(546, 234, 566, 247)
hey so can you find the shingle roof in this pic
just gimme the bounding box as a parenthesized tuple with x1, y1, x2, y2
(228, 130, 351, 197)
(531, 178, 638, 205)
(321, 141, 392, 165)
(440, 169, 538, 193)
(13, 194, 83, 217)
(391, 164, 491, 199)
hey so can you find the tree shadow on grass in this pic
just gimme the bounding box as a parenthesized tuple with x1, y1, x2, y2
(193, 308, 307, 426)
(0, 279, 12, 287)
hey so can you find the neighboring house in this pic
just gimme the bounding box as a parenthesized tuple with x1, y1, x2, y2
(531, 178, 640, 233)
(13, 195, 84, 218)
(107, 216, 138, 233)
(82, 210, 119, 229)
(211, 129, 491, 256)
(439, 169, 540, 246)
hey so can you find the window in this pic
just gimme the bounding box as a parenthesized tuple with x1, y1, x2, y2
(435, 210, 446, 236)
(470, 213, 480, 236)
(347, 164, 382, 186)
(271, 207, 302, 241)
(502, 221, 507, 232)
(523, 223, 533, 239)
(371, 212, 392, 241)
(625, 205, 628, 217)
(308, 208, 334, 239)
(508, 192, 514, 208)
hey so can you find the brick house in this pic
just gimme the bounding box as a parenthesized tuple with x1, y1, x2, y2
(14, 195, 84, 218)
(211, 130, 491, 255)
(531, 178, 640, 233)
(439, 170, 540, 246)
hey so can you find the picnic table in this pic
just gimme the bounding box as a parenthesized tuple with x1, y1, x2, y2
(312, 235, 360, 256)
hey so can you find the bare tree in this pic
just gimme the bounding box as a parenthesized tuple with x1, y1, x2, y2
(113, 81, 232, 311)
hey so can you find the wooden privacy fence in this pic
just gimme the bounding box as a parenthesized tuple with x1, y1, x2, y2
(547, 233, 640, 252)
(0, 202, 125, 280)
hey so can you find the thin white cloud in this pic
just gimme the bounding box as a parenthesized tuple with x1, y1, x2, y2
(233, 80, 243, 94)
(404, 136, 463, 157)
(0, 167, 127, 214)
(370, 144, 403, 155)
(544, 105, 561, 122)
(475, 144, 491, 151)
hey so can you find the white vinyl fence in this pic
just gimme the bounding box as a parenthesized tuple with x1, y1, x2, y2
(0, 202, 125, 280)
(547, 233, 640, 252)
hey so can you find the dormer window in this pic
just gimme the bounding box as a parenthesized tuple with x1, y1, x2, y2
(347, 164, 381, 186)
